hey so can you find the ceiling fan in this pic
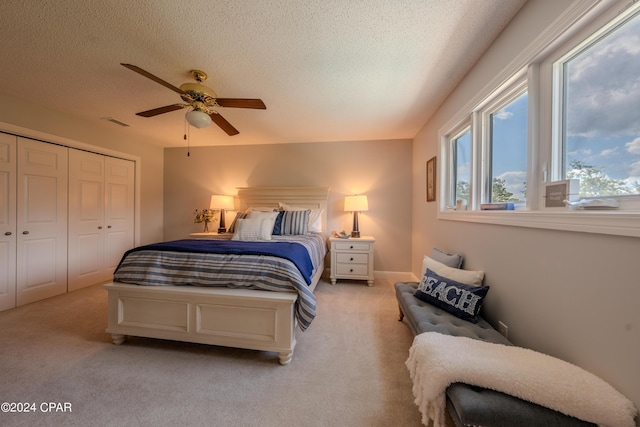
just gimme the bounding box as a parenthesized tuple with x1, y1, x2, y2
(121, 63, 266, 135)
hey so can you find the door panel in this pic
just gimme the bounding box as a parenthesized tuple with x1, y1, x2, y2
(16, 138, 67, 306)
(0, 134, 16, 311)
(68, 150, 105, 291)
(104, 157, 134, 275)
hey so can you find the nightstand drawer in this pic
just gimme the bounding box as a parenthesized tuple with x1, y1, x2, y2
(336, 264, 369, 276)
(333, 241, 372, 251)
(336, 253, 369, 264)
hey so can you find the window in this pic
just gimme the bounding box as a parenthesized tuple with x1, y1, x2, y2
(486, 90, 528, 205)
(556, 8, 640, 199)
(452, 128, 471, 208)
(437, 0, 640, 237)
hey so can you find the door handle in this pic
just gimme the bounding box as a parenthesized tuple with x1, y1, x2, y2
(4, 232, 11, 236)
(22, 231, 29, 235)
(107, 225, 112, 229)
(98, 226, 103, 230)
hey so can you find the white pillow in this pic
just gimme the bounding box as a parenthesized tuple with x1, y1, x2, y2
(278, 202, 323, 232)
(247, 209, 279, 220)
(231, 218, 275, 241)
(421, 255, 484, 286)
(246, 207, 277, 212)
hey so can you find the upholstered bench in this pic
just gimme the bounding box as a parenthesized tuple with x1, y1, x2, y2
(395, 281, 596, 427)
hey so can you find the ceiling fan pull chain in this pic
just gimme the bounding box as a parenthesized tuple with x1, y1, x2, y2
(184, 116, 191, 157)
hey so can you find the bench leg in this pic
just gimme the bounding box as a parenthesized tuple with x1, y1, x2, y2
(398, 304, 404, 322)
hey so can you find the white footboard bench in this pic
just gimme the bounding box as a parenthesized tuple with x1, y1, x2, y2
(105, 283, 300, 365)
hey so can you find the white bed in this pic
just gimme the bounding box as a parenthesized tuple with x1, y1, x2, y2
(104, 186, 329, 365)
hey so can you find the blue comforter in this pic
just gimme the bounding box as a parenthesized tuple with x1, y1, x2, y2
(113, 236, 324, 330)
(119, 239, 314, 284)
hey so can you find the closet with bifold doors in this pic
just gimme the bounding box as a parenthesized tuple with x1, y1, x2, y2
(0, 132, 135, 311)
(67, 149, 135, 291)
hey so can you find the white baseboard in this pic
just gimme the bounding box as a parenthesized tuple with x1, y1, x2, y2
(373, 271, 417, 282)
(323, 269, 417, 283)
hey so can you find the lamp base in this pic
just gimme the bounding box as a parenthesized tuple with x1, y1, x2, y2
(351, 231, 360, 238)
(218, 227, 226, 234)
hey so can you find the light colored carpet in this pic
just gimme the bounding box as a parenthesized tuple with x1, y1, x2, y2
(0, 277, 423, 426)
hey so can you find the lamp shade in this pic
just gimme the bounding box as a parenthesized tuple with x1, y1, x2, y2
(344, 195, 368, 212)
(210, 195, 235, 210)
(186, 109, 212, 129)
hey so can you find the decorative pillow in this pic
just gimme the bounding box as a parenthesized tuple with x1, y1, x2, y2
(431, 248, 464, 268)
(278, 202, 323, 233)
(415, 268, 490, 323)
(272, 211, 285, 235)
(278, 210, 310, 235)
(247, 206, 278, 212)
(228, 211, 247, 234)
(421, 255, 484, 286)
(246, 209, 279, 220)
(231, 218, 275, 241)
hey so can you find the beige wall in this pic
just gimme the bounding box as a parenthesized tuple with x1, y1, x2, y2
(0, 92, 164, 245)
(413, 0, 640, 417)
(163, 139, 413, 274)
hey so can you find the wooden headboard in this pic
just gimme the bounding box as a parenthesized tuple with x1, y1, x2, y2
(235, 187, 330, 232)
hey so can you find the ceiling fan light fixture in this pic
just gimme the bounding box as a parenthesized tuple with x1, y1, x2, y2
(185, 108, 212, 128)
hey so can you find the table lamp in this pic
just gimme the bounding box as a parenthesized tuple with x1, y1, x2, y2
(210, 195, 235, 233)
(344, 195, 368, 238)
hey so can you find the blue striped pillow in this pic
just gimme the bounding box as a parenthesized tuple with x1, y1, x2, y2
(228, 212, 248, 233)
(277, 210, 310, 235)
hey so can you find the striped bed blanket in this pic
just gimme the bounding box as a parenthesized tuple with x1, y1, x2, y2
(113, 233, 327, 330)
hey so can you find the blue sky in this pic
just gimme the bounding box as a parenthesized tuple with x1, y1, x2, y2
(492, 93, 528, 200)
(565, 11, 640, 190)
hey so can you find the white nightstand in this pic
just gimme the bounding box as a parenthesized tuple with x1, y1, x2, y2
(189, 232, 233, 240)
(329, 236, 375, 286)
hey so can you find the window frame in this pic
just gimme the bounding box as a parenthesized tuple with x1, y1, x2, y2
(436, 0, 640, 238)
(479, 79, 529, 208)
(441, 121, 472, 210)
(548, 3, 640, 209)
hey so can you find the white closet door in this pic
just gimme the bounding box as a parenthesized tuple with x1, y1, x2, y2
(0, 133, 16, 311)
(68, 150, 105, 291)
(104, 156, 134, 274)
(16, 138, 68, 306)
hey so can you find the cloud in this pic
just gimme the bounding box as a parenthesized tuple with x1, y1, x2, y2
(494, 109, 513, 120)
(496, 170, 527, 198)
(629, 160, 640, 176)
(626, 137, 640, 154)
(565, 16, 640, 138)
(599, 147, 618, 156)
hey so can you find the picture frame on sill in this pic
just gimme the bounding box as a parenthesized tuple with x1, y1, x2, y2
(544, 179, 579, 208)
(426, 156, 436, 202)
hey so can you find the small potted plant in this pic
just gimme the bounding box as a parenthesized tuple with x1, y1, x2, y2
(194, 208, 217, 232)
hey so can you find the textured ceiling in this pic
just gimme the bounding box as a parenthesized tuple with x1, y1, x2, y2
(0, 0, 526, 147)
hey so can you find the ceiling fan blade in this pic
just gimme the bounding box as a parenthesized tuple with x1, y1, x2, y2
(215, 98, 266, 109)
(136, 104, 187, 117)
(121, 63, 186, 95)
(209, 111, 239, 136)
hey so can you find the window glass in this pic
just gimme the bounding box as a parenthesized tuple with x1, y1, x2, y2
(489, 92, 528, 203)
(562, 12, 640, 198)
(453, 130, 471, 207)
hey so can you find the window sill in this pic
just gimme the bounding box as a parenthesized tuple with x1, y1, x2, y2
(437, 209, 640, 238)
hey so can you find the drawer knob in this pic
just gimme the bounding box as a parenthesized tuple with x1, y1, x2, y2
(350, 245, 354, 249)
(350, 268, 354, 272)
(22, 230, 29, 235)
(350, 257, 354, 261)
(4, 231, 11, 236)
